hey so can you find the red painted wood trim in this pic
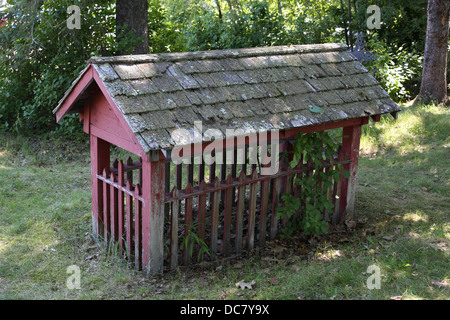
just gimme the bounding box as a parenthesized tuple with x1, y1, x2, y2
(92, 69, 146, 158)
(141, 152, 166, 276)
(171, 117, 369, 160)
(90, 136, 110, 238)
(90, 125, 142, 156)
(339, 124, 362, 219)
(55, 65, 94, 123)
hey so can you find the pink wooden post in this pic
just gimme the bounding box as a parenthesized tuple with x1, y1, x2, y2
(339, 124, 362, 219)
(90, 135, 110, 240)
(141, 151, 166, 276)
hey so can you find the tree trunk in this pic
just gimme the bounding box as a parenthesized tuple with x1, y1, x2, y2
(116, 0, 149, 55)
(416, 0, 450, 105)
(214, 0, 223, 22)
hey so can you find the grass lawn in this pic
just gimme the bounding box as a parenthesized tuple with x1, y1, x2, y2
(0, 103, 448, 300)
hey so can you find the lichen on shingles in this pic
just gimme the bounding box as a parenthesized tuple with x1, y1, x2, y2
(55, 43, 401, 151)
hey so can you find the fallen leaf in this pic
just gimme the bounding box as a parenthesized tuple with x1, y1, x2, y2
(429, 242, 447, 252)
(382, 235, 394, 241)
(219, 291, 228, 299)
(235, 279, 256, 290)
(269, 278, 279, 286)
(431, 280, 449, 288)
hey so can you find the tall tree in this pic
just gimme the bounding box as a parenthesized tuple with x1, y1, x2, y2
(415, 0, 450, 105)
(116, 0, 149, 54)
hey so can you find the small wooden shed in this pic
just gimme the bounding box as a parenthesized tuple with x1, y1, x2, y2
(54, 43, 400, 276)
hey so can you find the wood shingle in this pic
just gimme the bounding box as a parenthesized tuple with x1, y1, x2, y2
(54, 43, 401, 152)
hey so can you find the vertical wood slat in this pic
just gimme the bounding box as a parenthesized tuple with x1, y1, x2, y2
(126, 156, 133, 184)
(141, 154, 166, 276)
(138, 157, 143, 187)
(223, 175, 233, 256)
(126, 179, 133, 260)
(118, 160, 125, 255)
(270, 176, 281, 239)
(340, 124, 362, 218)
(110, 172, 118, 244)
(231, 145, 237, 205)
(235, 170, 246, 254)
(242, 144, 248, 175)
(187, 155, 194, 185)
(198, 160, 205, 185)
(332, 168, 343, 225)
(259, 177, 270, 248)
(134, 184, 142, 270)
(183, 183, 193, 265)
(247, 169, 258, 251)
(176, 163, 182, 189)
(282, 166, 293, 227)
(210, 178, 220, 259)
(209, 149, 216, 203)
(197, 181, 207, 257)
(220, 149, 227, 204)
(90, 136, 110, 240)
(164, 161, 171, 216)
(102, 168, 110, 247)
(170, 188, 180, 269)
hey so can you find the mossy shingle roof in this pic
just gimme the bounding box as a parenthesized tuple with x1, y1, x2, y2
(54, 43, 400, 152)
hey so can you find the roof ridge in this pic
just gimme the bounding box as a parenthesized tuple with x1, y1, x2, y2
(89, 43, 348, 65)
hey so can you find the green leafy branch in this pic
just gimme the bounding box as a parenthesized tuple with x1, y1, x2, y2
(278, 131, 350, 237)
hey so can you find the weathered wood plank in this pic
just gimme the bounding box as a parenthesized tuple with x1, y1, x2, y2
(223, 175, 233, 256)
(110, 172, 118, 244)
(126, 179, 133, 260)
(118, 160, 125, 255)
(170, 188, 180, 269)
(339, 124, 362, 218)
(134, 184, 142, 270)
(197, 181, 207, 245)
(259, 178, 270, 247)
(235, 170, 246, 253)
(142, 153, 166, 276)
(247, 169, 258, 251)
(183, 183, 193, 265)
(102, 168, 110, 247)
(126, 156, 134, 184)
(270, 176, 281, 239)
(90, 136, 109, 240)
(210, 178, 220, 259)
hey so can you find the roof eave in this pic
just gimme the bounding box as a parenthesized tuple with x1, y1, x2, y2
(53, 63, 95, 123)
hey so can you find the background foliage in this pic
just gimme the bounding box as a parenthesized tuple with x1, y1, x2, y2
(0, 0, 430, 134)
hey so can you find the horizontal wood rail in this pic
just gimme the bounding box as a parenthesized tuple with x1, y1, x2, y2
(164, 159, 351, 202)
(97, 174, 145, 203)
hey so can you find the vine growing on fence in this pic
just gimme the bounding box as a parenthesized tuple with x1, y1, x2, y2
(277, 131, 349, 237)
